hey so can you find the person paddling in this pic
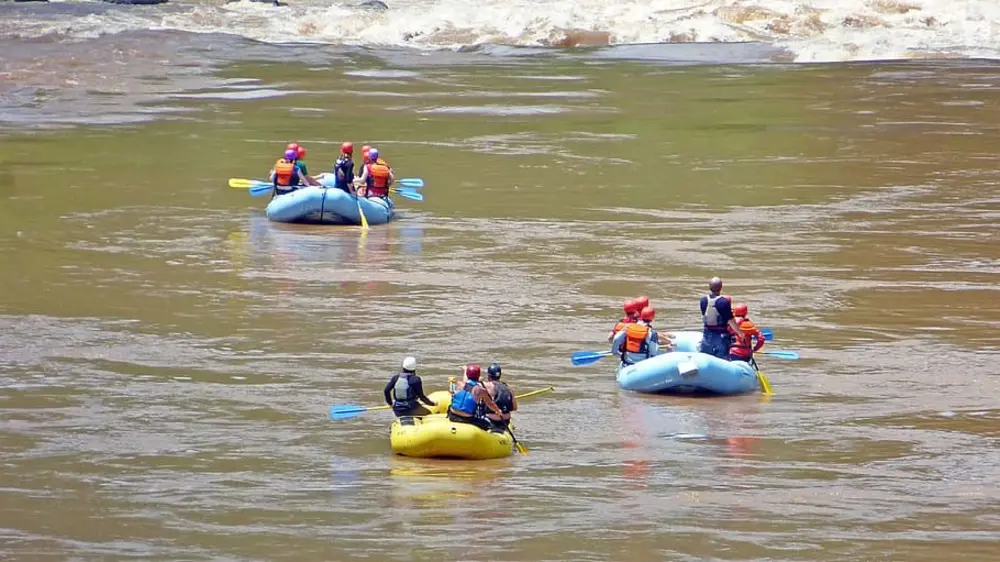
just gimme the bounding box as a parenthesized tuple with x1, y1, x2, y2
(269, 148, 310, 196)
(354, 147, 394, 198)
(483, 363, 517, 431)
(612, 306, 660, 365)
(448, 364, 502, 431)
(699, 277, 740, 360)
(383, 356, 437, 418)
(728, 303, 766, 364)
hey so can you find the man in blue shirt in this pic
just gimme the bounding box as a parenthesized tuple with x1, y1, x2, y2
(699, 277, 741, 360)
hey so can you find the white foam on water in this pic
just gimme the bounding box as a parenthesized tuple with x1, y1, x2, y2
(1, 0, 1000, 62)
(342, 69, 422, 78)
(167, 88, 309, 100)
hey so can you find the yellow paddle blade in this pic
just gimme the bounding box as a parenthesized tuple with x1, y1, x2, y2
(228, 178, 255, 189)
(514, 441, 529, 455)
(757, 371, 774, 395)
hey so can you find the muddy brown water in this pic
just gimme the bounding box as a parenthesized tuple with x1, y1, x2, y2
(2, 36, 1000, 560)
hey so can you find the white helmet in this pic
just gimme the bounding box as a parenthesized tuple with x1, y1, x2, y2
(401, 356, 417, 371)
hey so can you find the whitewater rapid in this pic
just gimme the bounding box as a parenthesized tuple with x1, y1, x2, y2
(1, 0, 999, 63)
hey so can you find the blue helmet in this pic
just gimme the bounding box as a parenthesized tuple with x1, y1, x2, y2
(368, 148, 379, 162)
(487, 363, 501, 379)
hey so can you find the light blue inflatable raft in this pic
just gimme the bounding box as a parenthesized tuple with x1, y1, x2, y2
(264, 179, 395, 226)
(615, 330, 760, 396)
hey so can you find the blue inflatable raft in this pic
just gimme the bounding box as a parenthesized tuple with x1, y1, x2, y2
(616, 330, 760, 396)
(264, 183, 395, 226)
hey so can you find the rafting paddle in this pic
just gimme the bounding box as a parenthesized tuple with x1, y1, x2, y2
(510, 386, 555, 400)
(329, 404, 391, 420)
(756, 371, 774, 395)
(396, 178, 424, 189)
(230, 178, 424, 201)
(570, 348, 796, 366)
(748, 358, 774, 395)
(329, 386, 555, 421)
(570, 350, 614, 366)
(508, 426, 528, 455)
(389, 187, 423, 201)
(356, 196, 370, 229)
(760, 350, 798, 360)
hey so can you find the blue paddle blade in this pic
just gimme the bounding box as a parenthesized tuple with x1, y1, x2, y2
(570, 351, 612, 366)
(329, 405, 367, 420)
(249, 183, 273, 197)
(397, 178, 424, 188)
(762, 350, 798, 360)
(761, 328, 774, 341)
(392, 188, 423, 201)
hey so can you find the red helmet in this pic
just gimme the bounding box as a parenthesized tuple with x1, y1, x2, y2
(733, 303, 748, 317)
(635, 295, 650, 310)
(341, 142, 354, 155)
(286, 142, 299, 152)
(639, 306, 655, 322)
(296, 146, 306, 159)
(623, 299, 639, 314)
(465, 364, 481, 380)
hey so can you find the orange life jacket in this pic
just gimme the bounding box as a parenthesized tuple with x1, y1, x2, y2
(273, 159, 296, 187)
(622, 323, 651, 355)
(609, 316, 634, 336)
(367, 161, 391, 197)
(729, 317, 763, 358)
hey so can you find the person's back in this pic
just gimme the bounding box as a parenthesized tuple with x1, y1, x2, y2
(699, 277, 739, 359)
(333, 142, 355, 192)
(448, 364, 501, 431)
(484, 363, 516, 430)
(383, 356, 436, 419)
(612, 307, 659, 365)
(364, 148, 393, 198)
(271, 148, 306, 195)
(728, 304, 765, 363)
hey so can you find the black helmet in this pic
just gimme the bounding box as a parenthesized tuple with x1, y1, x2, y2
(487, 362, 502, 379)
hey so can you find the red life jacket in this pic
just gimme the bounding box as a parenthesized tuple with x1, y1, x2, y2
(729, 317, 763, 359)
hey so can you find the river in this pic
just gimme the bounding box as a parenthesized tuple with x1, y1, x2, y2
(2, 2, 1000, 560)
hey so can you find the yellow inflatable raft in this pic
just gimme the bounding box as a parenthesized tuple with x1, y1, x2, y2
(389, 413, 514, 460)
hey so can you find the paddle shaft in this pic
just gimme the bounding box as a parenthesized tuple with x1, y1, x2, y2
(512, 386, 555, 400)
(356, 197, 369, 229)
(761, 350, 798, 360)
(247, 181, 421, 201)
(330, 386, 553, 420)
